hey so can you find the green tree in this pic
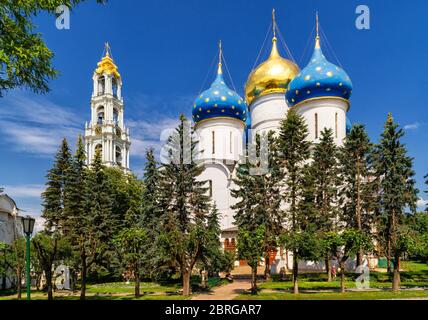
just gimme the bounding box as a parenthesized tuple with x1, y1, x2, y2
(323, 230, 372, 293)
(113, 227, 149, 297)
(232, 132, 282, 279)
(0, 242, 14, 290)
(237, 226, 265, 294)
(372, 113, 418, 291)
(142, 148, 159, 227)
(42, 138, 72, 232)
(31, 232, 71, 300)
(77, 148, 113, 299)
(0, 0, 106, 96)
(277, 109, 311, 293)
(339, 124, 375, 267)
(311, 128, 341, 282)
(198, 205, 233, 282)
(62, 135, 87, 291)
(156, 114, 211, 296)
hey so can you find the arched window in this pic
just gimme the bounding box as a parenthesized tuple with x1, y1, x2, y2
(97, 106, 105, 125)
(97, 76, 105, 95)
(335, 113, 338, 138)
(212, 131, 215, 155)
(112, 78, 118, 98)
(95, 144, 103, 155)
(315, 113, 319, 139)
(113, 109, 119, 124)
(115, 146, 122, 166)
(208, 180, 213, 197)
(230, 131, 233, 154)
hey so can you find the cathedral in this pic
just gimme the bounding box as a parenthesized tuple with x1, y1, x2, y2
(83, 12, 354, 271)
(192, 12, 353, 270)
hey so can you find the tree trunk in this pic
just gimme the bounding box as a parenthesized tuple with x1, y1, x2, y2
(356, 163, 363, 268)
(46, 270, 53, 300)
(16, 264, 22, 300)
(182, 270, 192, 296)
(293, 255, 299, 294)
(80, 260, 87, 300)
(134, 270, 141, 297)
(264, 256, 270, 280)
(339, 260, 346, 293)
(325, 257, 332, 282)
(392, 254, 400, 291)
(386, 238, 392, 273)
(251, 266, 258, 295)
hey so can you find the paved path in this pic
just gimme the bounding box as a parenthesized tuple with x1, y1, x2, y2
(192, 278, 252, 300)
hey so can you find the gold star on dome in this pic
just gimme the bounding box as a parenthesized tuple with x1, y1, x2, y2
(221, 96, 226, 101)
(326, 71, 333, 77)
(205, 98, 210, 102)
(221, 109, 225, 113)
(304, 75, 311, 81)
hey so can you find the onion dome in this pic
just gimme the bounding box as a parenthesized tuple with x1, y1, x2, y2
(95, 42, 121, 79)
(193, 42, 247, 125)
(286, 19, 352, 107)
(245, 10, 299, 106)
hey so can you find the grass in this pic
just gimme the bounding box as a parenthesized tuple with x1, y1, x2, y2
(0, 276, 227, 301)
(235, 290, 428, 300)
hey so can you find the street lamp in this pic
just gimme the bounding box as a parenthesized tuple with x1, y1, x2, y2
(22, 216, 35, 301)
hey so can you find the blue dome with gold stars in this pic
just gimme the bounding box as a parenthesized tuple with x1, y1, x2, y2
(286, 35, 352, 107)
(193, 47, 247, 125)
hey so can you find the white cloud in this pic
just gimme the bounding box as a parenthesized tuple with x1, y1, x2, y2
(404, 123, 420, 130)
(417, 198, 428, 210)
(3, 184, 44, 198)
(0, 92, 83, 156)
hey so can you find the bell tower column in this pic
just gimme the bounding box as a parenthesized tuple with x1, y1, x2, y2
(84, 43, 131, 172)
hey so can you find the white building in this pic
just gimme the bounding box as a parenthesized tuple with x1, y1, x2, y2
(84, 44, 131, 171)
(0, 193, 24, 289)
(192, 13, 353, 269)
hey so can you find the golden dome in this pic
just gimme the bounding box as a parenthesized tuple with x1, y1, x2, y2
(245, 36, 299, 105)
(95, 42, 121, 79)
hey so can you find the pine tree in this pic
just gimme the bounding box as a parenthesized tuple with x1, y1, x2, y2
(77, 148, 113, 299)
(142, 148, 159, 227)
(42, 138, 71, 232)
(232, 131, 282, 284)
(276, 109, 311, 294)
(372, 113, 418, 291)
(311, 128, 341, 282)
(156, 114, 211, 296)
(339, 124, 374, 266)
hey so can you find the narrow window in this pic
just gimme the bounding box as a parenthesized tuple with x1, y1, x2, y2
(230, 131, 233, 153)
(208, 180, 213, 197)
(315, 113, 319, 139)
(212, 131, 215, 155)
(335, 113, 338, 138)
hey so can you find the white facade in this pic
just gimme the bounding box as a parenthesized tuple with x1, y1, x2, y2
(294, 98, 349, 146)
(195, 118, 245, 231)
(84, 53, 131, 172)
(250, 92, 289, 140)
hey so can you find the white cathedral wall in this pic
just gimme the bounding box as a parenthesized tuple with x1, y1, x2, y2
(249, 92, 289, 142)
(198, 162, 236, 230)
(195, 118, 245, 163)
(294, 98, 348, 146)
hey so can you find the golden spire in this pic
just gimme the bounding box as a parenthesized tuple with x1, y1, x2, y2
(217, 40, 223, 75)
(270, 8, 280, 58)
(96, 42, 120, 79)
(104, 42, 111, 57)
(315, 12, 321, 49)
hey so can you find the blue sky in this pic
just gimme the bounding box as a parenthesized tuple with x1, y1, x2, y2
(1, 0, 427, 219)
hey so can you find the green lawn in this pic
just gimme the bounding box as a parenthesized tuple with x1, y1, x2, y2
(235, 290, 428, 300)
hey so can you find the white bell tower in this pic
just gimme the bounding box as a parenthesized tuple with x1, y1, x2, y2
(84, 43, 131, 172)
